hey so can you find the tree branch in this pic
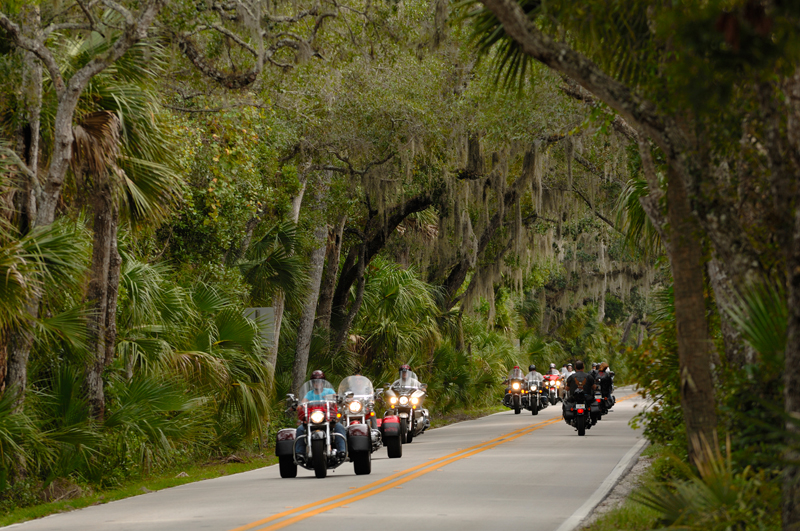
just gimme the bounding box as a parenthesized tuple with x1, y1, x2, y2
(0, 11, 65, 97)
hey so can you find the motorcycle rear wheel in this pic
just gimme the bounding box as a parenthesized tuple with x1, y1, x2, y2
(279, 455, 297, 478)
(386, 435, 402, 458)
(577, 416, 586, 436)
(311, 439, 327, 478)
(353, 451, 371, 475)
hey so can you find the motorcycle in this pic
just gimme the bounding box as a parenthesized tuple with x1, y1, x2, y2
(384, 370, 429, 444)
(338, 375, 403, 461)
(563, 390, 593, 436)
(502, 366, 526, 414)
(524, 374, 548, 416)
(543, 373, 563, 405)
(275, 378, 371, 478)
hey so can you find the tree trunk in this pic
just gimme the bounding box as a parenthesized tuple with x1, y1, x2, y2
(265, 180, 306, 370)
(666, 167, 717, 464)
(316, 215, 346, 333)
(291, 225, 328, 395)
(706, 258, 751, 368)
(331, 244, 367, 356)
(85, 177, 115, 421)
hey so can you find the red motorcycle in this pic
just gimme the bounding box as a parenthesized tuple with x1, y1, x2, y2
(542, 373, 563, 405)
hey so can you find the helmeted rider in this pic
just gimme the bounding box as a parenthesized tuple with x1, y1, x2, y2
(548, 363, 560, 376)
(296, 370, 346, 455)
(565, 363, 575, 379)
(526, 364, 543, 383)
(392, 364, 420, 389)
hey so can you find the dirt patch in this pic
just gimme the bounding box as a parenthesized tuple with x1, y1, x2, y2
(39, 478, 85, 503)
(578, 454, 653, 530)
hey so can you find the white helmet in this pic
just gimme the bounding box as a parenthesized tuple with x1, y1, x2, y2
(549, 363, 556, 369)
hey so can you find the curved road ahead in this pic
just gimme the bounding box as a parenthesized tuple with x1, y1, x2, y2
(9, 388, 645, 531)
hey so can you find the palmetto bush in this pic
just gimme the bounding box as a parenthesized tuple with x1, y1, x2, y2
(633, 439, 780, 531)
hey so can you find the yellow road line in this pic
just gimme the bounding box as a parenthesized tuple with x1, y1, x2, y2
(233, 392, 639, 531)
(228, 418, 547, 531)
(255, 417, 564, 531)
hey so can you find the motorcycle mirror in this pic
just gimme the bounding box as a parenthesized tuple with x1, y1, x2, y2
(285, 393, 296, 402)
(375, 388, 384, 395)
(345, 391, 354, 399)
(421, 383, 428, 390)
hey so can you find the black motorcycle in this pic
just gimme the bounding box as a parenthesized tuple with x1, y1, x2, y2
(524, 375, 549, 416)
(563, 390, 593, 436)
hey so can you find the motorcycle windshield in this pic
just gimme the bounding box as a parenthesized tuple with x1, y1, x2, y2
(338, 375, 374, 401)
(298, 379, 337, 404)
(507, 368, 524, 380)
(392, 371, 422, 393)
(526, 372, 543, 383)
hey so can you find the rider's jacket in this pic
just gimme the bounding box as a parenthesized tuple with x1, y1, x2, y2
(566, 371, 595, 401)
(596, 371, 613, 396)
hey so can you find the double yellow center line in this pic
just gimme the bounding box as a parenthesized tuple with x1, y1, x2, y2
(231, 392, 638, 531)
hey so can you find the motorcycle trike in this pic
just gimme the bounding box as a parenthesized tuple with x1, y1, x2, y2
(338, 375, 403, 462)
(384, 370, 429, 444)
(275, 378, 372, 478)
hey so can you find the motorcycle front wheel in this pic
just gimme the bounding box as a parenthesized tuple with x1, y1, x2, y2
(577, 416, 586, 436)
(279, 455, 297, 478)
(405, 421, 414, 443)
(400, 418, 408, 441)
(353, 451, 371, 475)
(311, 439, 327, 478)
(531, 401, 538, 415)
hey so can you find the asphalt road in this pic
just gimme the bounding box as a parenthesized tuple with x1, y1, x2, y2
(7, 387, 645, 531)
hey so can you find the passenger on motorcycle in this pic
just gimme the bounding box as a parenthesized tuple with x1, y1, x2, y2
(296, 370, 346, 455)
(596, 362, 613, 398)
(564, 363, 575, 379)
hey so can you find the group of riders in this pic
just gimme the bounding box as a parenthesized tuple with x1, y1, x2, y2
(503, 360, 616, 426)
(278, 360, 617, 479)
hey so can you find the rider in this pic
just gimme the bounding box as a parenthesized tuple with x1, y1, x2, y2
(296, 370, 346, 455)
(548, 363, 560, 376)
(564, 360, 595, 405)
(565, 363, 575, 379)
(392, 364, 419, 388)
(526, 364, 543, 381)
(596, 362, 613, 398)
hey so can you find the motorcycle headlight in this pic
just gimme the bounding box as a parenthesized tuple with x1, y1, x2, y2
(309, 410, 325, 424)
(390, 397, 398, 405)
(512, 382, 520, 390)
(348, 401, 363, 413)
(531, 384, 537, 390)
(399, 396, 409, 405)
(411, 396, 419, 405)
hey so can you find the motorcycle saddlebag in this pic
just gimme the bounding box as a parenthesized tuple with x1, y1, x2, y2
(382, 416, 401, 437)
(276, 428, 296, 456)
(563, 406, 575, 421)
(347, 424, 370, 452)
(590, 401, 602, 416)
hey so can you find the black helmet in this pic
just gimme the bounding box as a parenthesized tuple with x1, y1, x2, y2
(529, 364, 536, 372)
(311, 370, 325, 380)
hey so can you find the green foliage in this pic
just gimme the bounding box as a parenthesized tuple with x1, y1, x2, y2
(633, 442, 780, 531)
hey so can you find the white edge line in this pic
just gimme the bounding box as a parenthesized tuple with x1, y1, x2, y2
(553, 436, 649, 531)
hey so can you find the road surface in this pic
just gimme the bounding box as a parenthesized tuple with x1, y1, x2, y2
(8, 388, 645, 531)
